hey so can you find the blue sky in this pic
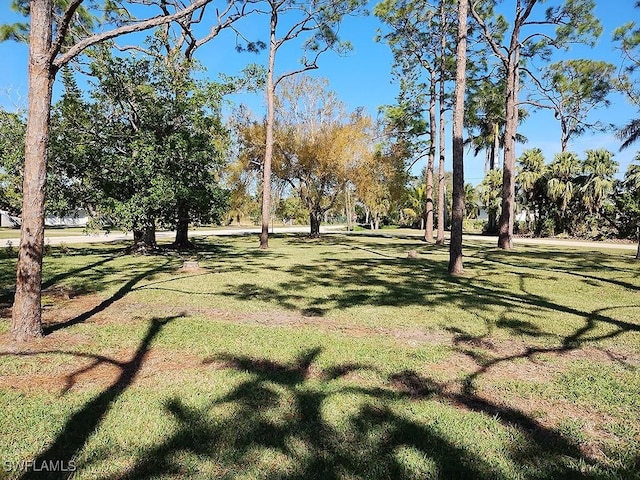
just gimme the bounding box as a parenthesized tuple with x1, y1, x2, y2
(1, 0, 638, 185)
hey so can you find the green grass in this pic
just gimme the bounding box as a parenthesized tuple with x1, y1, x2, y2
(0, 233, 638, 479)
(0, 227, 109, 240)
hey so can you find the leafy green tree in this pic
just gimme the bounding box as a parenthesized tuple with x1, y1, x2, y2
(2, 0, 248, 341)
(478, 169, 503, 230)
(275, 196, 308, 225)
(0, 109, 25, 215)
(613, 7, 640, 151)
(527, 59, 616, 152)
(376, 0, 459, 242)
(257, 0, 366, 248)
(469, 0, 602, 250)
(51, 43, 231, 249)
(516, 148, 547, 233)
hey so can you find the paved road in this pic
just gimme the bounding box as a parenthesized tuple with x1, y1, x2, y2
(0, 225, 637, 252)
(348, 230, 638, 252)
(0, 226, 338, 247)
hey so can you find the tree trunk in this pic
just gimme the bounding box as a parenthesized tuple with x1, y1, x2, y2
(310, 210, 321, 237)
(436, 66, 446, 245)
(497, 41, 520, 249)
(345, 187, 352, 231)
(10, 0, 54, 342)
(260, 10, 278, 250)
(448, 0, 467, 275)
(486, 123, 498, 234)
(173, 201, 192, 249)
(424, 71, 436, 243)
(133, 220, 157, 250)
(490, 122, 499, 170)
(560, 117, 568, 152)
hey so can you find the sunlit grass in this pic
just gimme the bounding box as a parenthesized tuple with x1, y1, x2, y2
(0, 233, 638, 479)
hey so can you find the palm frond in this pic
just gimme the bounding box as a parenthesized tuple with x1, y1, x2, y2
(617, 118, 640, 151)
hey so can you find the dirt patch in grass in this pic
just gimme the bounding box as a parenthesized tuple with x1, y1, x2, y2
(1, 292, 637, 463)
(0, 344, 203, 394)
(41, 293, 112, 327)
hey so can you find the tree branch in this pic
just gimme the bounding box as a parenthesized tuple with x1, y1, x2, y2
(50, 0, 85, 61)
(468, 0, 507, 65)
(53, 0, 213, 68)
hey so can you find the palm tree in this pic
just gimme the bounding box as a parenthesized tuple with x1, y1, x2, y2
(478, 169, 503, 231)
(466, 78, 529, 171)
(617, 118, 640, 151)
(547, 152, 581, 211)
(406, 184, 427, 230)
(516, 148, 547, 230)
(546, 152, 581, 234)
(580, 149, 618, 215)
(464, 183, 480, 219)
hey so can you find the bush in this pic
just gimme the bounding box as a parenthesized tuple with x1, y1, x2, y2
(463, 219, 485, 233)
(540, 218, 555, 237)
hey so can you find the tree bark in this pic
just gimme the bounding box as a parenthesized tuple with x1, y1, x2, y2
(486, 123, 499, 234)
(260, 9, 278, 249)
(133, 220, 157, 250)
(437, 72, 446, 245)
(436, 1, 447, 246)
(310, 210, 321, 237)
(345, 187, 352, 231)
(424, 70, 436, 243)
(498, 43, 520, 250)
(10, 0, 54, 341)
(448, 0, 467, 275)
(173, 202, 192, 249)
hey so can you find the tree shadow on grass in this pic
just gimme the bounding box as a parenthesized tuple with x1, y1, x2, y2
(18, 314, 181, 480)
(217, 247, 639, 350)
(104, 346, 637, 480)
(0, 250, 127, 312)
(43, 260, 173, 335)
(0, 243, 177, 316)
(470, 247, 640, 292)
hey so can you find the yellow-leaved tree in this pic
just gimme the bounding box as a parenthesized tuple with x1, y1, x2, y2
(235, 75, 374, 237)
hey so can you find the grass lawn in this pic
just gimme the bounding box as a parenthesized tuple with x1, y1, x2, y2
(0, 233, 638, 479)
(0, 228, 93, 240)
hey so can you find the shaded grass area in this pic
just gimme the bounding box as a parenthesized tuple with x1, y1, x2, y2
(0, 233, 638, 479)
(0, 227, 124, 241)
